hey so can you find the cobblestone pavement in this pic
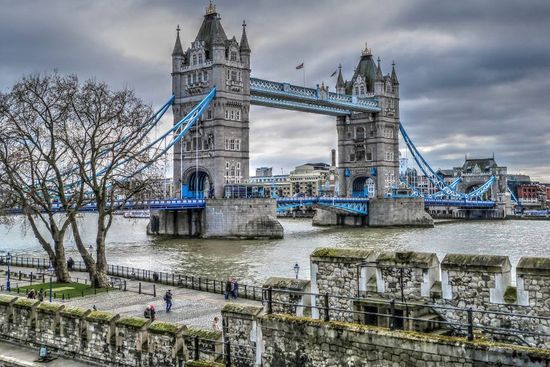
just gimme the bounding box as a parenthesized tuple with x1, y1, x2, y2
(0, 265, 260, 329)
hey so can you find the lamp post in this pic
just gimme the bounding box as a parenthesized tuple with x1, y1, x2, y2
(6, 252, 11, 292)
(293, 263, 300, 279)
(47, 266, 54, 302)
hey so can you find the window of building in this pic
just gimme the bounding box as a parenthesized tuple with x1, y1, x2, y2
(350, 153, 355, 162)
(384, 128, 394, 139)
(356, 149, 365, 161)
(207, 109, 212, 119)
(235, 139, 240, 150)
(366, 151, 373, 161)
(187, 75, 191, 85)
(360, 86, 365, 95)
(231, 70, 237, 81)
(230, 51, 237, 61)
(225, 110, 229, 119)
(185, 141, 192, 151)
(385, 151, 394, 161)
(230, 139, 235, 150)
(198, 54, 203, 64)
(192, 54, 197, 65)
(356, 127, 365, 140)
(203, 71, 208, 81)
(236, 110, 241, 121)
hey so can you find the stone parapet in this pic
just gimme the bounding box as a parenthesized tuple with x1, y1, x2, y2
(221, 303, 263, 367)
(263, 277, 311, 317)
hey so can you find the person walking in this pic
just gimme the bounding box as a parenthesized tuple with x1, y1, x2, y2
(153, 272, 159, 283)
(164, 290, 173, 312)
(37, 288, 45, 302)
(224, 278, 232, 300)
(212, 316, 221, 331)
(67, 257, 75, 271)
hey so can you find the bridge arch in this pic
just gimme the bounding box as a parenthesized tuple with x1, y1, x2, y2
(182, 167, 213, 199)
(352, 176, 376, 198)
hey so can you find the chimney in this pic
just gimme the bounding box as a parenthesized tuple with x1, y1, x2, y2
(331, 149, 336, 167)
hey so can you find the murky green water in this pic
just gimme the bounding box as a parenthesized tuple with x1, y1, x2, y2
(1, 215, 548, 284)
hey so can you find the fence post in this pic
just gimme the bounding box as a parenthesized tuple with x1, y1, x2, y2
(389, 299, 396, 331)
(225, 340, 231, 367)
(153, 284, 156, 298)
(124, 280, 127, 291)
(194, 336, 199, 360)
(30, 272, 33, 285)
(467, 308, 474, 341)
(324, 293, 330, 322)
(267, 286, 273, 314)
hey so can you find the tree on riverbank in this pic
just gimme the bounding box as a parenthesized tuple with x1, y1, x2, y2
(0, 73, 162, 287)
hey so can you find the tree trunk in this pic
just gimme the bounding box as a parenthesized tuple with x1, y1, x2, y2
(53, 235, 71, 283)
(93, 213, 110, 288)
(70, 217, 98, 285)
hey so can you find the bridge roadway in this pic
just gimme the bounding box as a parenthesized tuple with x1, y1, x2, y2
(12, 197, 496, 216)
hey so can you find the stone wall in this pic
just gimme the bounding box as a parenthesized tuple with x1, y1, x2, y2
(203, 198, 283, 239)
(259, 314, 549, 367)
(221, 304, 263, 367)
(0, 295, 189, 366)
(262, 277, 310, 317)
(368, 197, 434, 227)
(309, 249, 550, 348)
(312, 207, 367, 227)
(310, 248, 375, 321)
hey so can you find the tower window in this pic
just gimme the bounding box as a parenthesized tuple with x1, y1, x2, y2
(231, 71, 237, 82)
(203, 71, 208, 81)
(198, 54, 203, 64)
(231, 51, 237, 61)
(207, 109, 212, 119)
(192, 54, 197, 65)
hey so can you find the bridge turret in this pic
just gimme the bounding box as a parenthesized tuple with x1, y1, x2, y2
(374, 57, 384, 95)
(391, 61, 399, 95)
(239, 20, 251, 69)
(335, 64, 345, 94)
(172, 25, 185, 98)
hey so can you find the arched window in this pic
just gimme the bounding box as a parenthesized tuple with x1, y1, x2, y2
(198, 54, 203, 64)
(366, 178, 376, 198)
(192, 54, 197, 65)
(356, 127, 365, 140)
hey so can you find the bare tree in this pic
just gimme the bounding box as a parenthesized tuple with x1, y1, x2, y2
(0, 73, 162, 287)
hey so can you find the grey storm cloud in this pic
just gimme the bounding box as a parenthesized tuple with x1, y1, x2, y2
(0, 0, 549, 180)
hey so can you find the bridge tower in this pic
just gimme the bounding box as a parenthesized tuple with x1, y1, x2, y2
(172, 3, 251, 198)
(336, 45, 400, 198)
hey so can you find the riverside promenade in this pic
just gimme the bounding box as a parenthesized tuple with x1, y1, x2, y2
(0, 264, 259, 329)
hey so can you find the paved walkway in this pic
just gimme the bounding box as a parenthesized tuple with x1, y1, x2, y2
(0, 340, 97, 366)
(0, 265, 260, 329)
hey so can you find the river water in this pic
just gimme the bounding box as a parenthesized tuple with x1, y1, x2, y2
(1, 215, 548, 284)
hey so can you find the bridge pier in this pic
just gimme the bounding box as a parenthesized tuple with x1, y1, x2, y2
(148, 198, 283, 239)
(312, 207, 367, 227)
(368, 198, 434, 227)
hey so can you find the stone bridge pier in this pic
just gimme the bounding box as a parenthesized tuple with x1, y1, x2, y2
(148, 198, 283, 239)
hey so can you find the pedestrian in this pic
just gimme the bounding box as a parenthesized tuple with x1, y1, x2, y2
(93, 305, 97, 311)
(67, 257, 75, 271)
(27, 289, 36, 299)
(144, 305, 151, 319)
(232, 277, 239, 299)
(150, 304, 157, 320)
(153, 272, 159, 283)
(224, 277, 232, 300)
(212, 316, 221, 331)
(164, 290, 173, 312)
(38, 288, 45, 302)
(130, 271, 136, 280)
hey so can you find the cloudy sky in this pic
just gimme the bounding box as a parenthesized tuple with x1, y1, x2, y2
(1, 0, 549, 181)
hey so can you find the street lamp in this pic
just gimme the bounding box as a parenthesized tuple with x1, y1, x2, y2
(6, 252, 12, 292)
(47, 266, 54, 302)
(293, 263, 300, 279)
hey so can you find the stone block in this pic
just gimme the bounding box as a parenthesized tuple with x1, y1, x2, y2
(147, 321, 187, 365)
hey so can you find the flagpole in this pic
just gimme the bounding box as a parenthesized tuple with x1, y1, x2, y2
(303, 66, 306, 87)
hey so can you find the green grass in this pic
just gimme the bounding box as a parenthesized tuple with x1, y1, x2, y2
(13, 282, 113, 300)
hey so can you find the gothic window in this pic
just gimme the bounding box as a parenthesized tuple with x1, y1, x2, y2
(366, 178, 376, 198)
(385, 151, 394, 161)
(207, 109, 212, 119)
(230, 139, 235, 150)
(230, 51, 237, 61)
(185, 141, 192, 151)
(203, 71, 208, 81)
(238, 71, 241, 81)
(192, 73, 196, 83)
(366, 150, 373, 161)
(192, 54, 197, 65)
(235, 139, 240, 150)
(225, 110, 229, 119)
(198, 54, 203, 64)
(355, 87, 359, 95)
(384, 128, 394, 139)
(231, 71, 237, 81)
(235, 110, 241, 121)
(225, 139, 229, 150)
(350, 153, 355, 162)
(356, 148, 365, 161)
(227, 70, 230, 80)
(207, 134, 214, 149)
(356, 127, 365, 140)
(192, 137, 202, 150)
(360, 86, 365, 95)
(230, 110, 235, 120)
(187, 75, 191, 85)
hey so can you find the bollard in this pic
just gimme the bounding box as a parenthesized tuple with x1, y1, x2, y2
(267, 286, 273, 314)
(139, 282, 142, 294)
(467, 308, 474, 341)
(30, 272, 33, 285)
(124, 281, 127, 292)
(153, 284, 156, 298)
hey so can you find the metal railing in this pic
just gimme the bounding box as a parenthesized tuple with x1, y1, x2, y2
(261, 286, 550, 348)
(0, 255, 264, 302)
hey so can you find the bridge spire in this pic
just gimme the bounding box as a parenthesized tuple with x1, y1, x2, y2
(240, 19, 251, 53)
(336, 64, 345, 92)
(376, 57, 383, 81)
(172, 24, 184, 56)
(391, 60, 399, 85)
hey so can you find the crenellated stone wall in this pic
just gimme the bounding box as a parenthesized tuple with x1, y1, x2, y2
(263, 277, 310, 317)
(0, 295, 189, 366)
(309, 248, 550, 348)
(221, 304, 263, 367)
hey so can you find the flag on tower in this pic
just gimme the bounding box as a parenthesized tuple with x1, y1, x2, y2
(330, 69, 337, 77)
(295, 62, 304, 70)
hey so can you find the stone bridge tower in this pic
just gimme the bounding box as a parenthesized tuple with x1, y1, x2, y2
(172, 3, 251, 198)
(336, 45, 400, 198)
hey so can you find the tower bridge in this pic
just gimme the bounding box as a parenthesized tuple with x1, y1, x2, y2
(153, 3, 508, 236)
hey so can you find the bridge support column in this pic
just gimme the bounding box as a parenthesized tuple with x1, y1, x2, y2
(312, 208, 367, 227)
(368, 198, 433, 227)
(148, 209, 203, 237)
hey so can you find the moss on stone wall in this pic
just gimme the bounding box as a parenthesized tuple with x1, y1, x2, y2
(503, 286, 517, 304)
(0, 294, 17, 305)
(263, 277, 309, 290)
(185, 361, 225, 367)
(37, 302, 64, 314)
(441, 254, 510, 272)
(185, 327, 222, 341)
(221, 303, 263, 316)
(311, 247, 371, 260)
(87, 310, 117, 322)
(376, 251, 437, 268)
(517, 257, 550, 276)
(117, 316, 150, 329)
(148, 321, 181, 335)
(60, 306, 90, 318)
(14, 298, 39, 308)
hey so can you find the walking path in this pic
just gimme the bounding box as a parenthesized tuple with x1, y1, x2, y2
(0, 265, 259, 329)
(0, 340, 97, 366)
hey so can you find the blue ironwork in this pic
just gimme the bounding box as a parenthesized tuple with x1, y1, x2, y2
(276, 197, 369, 215)
(250, 78, 380, 116)
(424, 199, 496, 208)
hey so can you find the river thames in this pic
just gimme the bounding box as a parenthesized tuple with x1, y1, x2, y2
(1, 215, 548, 284)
